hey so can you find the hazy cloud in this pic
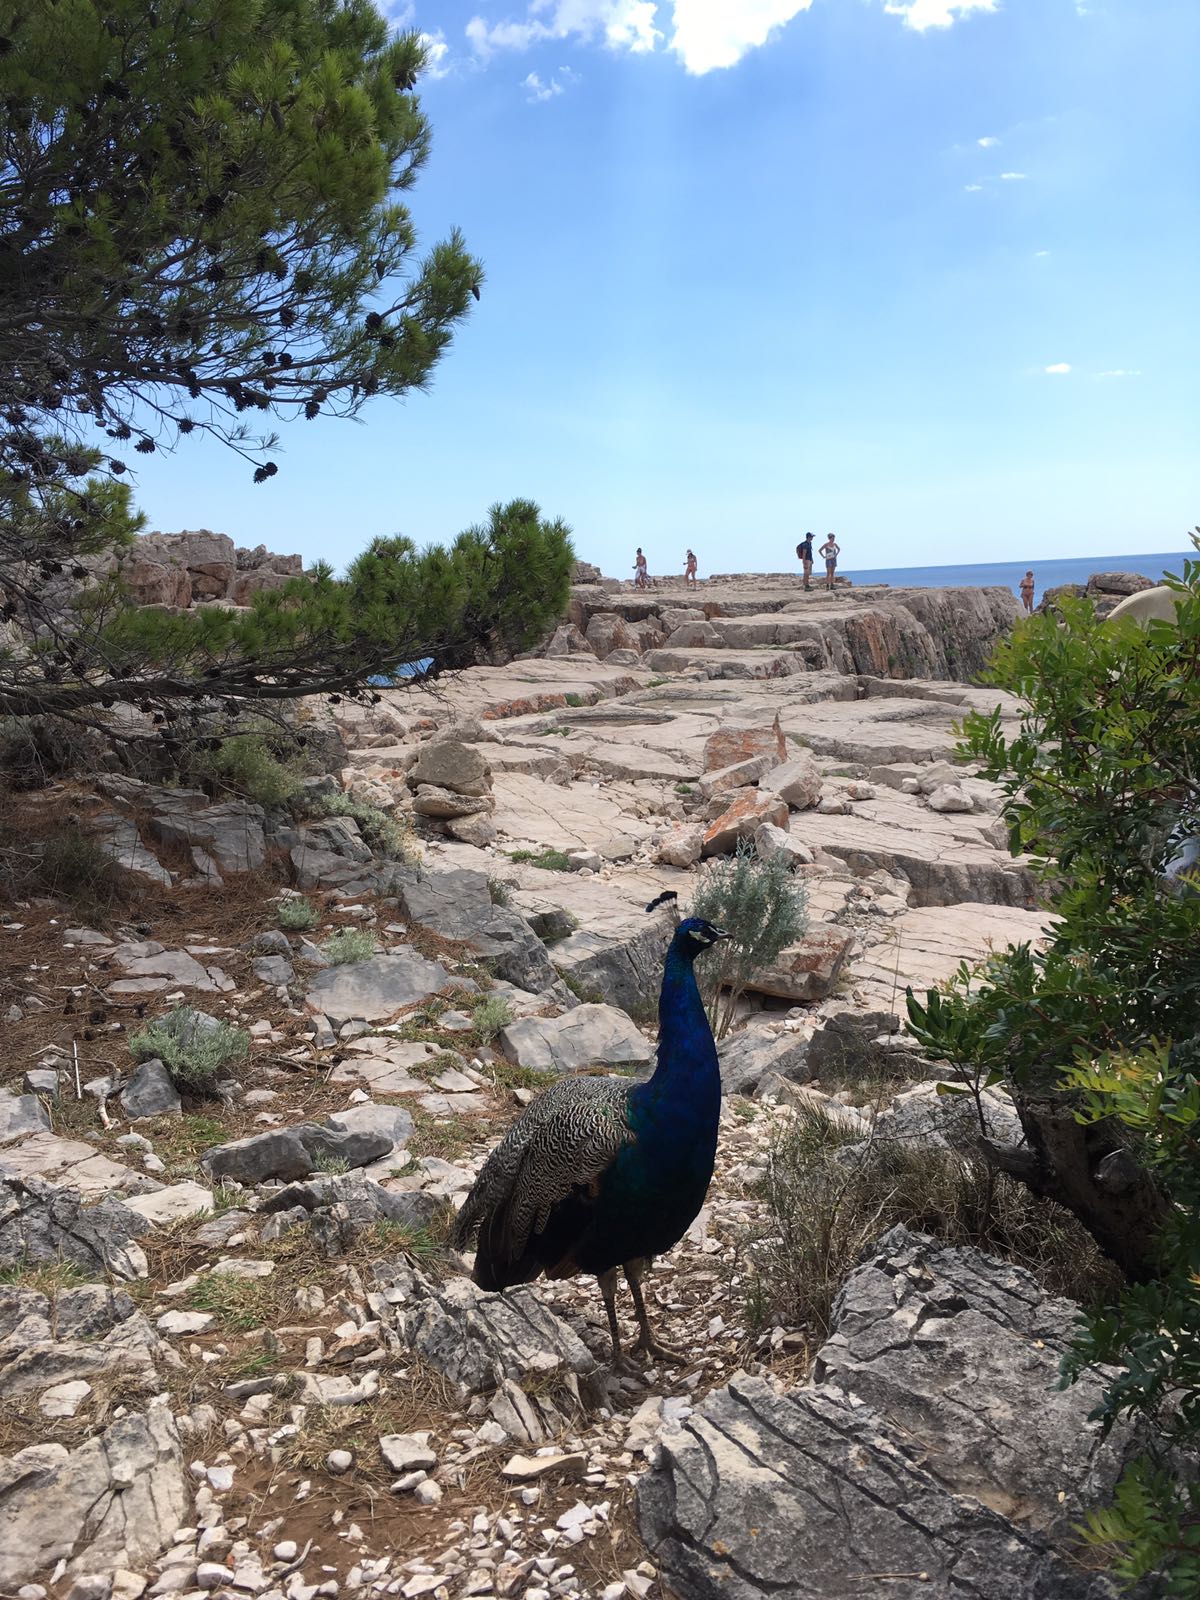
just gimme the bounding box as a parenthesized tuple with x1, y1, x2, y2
(467, 1, 658, 59)
(523, 65, 579, 99)
(977, 135, 1000, 147)
(1034, 249, 1051, 257)
(420, 30, 452, 77)
(1097, 369, 1142, 378)
(964, 183, 983, 192)
(884, 0, 997, 31)
(1000, 171, 1028, 181)
(1044, 363, 1072, 375)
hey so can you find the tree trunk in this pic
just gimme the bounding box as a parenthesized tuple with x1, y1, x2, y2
(979, 1090, 1170, 1283)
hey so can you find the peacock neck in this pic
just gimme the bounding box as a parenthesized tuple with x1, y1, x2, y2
(635, 945, 721, 1125)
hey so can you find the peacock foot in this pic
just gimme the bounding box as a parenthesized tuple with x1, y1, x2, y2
(631, 1331, 688, 1366)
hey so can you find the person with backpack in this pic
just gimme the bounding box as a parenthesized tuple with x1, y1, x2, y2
(796, 533, 814, 590)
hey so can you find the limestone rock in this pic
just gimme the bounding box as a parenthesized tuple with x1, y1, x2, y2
(746, 923, 855, 1001)
(326, 1101, 414, 1152)
(653, 824, 705, 869)
(752, 822, 813, 868)
(201, 1123, 392, 1186)
(697, 751, 781, 800)
(0, 1091, 51, 1140)
(408, 741, 492, 797)
(758, 751, 823, 810)
(702, 719, 786, 772)
(395, 870, 556, 993)
(584, 613, 636, 659)
(445, 812, 499, 847)
(144, 795, 266, 874)
(412, 784, 493, 820)
(927, 782, 974, 813)
(0, 1399, 187, 1586)
(0, 1177, 148, 1278)
(717, 1028, 810, 1096)
(119, 1060, 181, 1121)
(665, 620, 720, 649)
(305, 949, 452, 1030)
(499, 1004, 653, 1075)
(872, 1081, 1024, 1152)
(702, 792, 790, 857)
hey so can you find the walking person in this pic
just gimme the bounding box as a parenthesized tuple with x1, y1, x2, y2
(796, 532, 814, 591)
(684, 548, 698, 588)
(633, 547, 648, 589)
(819, 533, 840, 592)
(1019, 570, 1035, 613)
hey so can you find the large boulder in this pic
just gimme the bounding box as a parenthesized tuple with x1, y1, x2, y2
(408, 741, 492, 797)
(138, 529, 236, 599)
(499, 1004, 653, 1075)
(717, 1027, 810, 1096)
(702, 792, 790, 856)
(745, 923, 855, 1002)
(201, 1123, 392, 1186)
(120, 557, 191, 608)
(703, 719, 787, 772)
(758, 751, 823, 810)
(637, 1227, 1144, 1600)
(395, 870, 556, 993)
(305, 949, 452, 1030)
(584, 613, 635, 659)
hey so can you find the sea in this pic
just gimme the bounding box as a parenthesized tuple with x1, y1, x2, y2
(843, 550, 1192, 607)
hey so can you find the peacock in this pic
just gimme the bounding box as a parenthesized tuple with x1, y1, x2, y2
(453, 897, 729, 1366)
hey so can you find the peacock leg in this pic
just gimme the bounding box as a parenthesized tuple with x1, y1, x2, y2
(597, 1268, 623, 1364)
(623, 1262, 687, 1365)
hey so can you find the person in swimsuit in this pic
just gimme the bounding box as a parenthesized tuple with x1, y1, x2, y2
(633, 547, 648, 589)
(819, 534, 840, 592)
(800, 534, 819, 592)
(684, 549, 698, 587)
(1019, 570, 1035, 612)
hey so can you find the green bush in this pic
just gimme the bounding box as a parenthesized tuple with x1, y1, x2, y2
(276, 897, 319, 932)
(130, 1008, 249, 1095)
(196, 734, 304, 809)
(472, 996, 513, 1044)
(315, 792, 420, 864)
(905, 536, 1200, 1592)
(36, 828, 132, 917)
(322, 929, 377, 965)
(746, 1103, 1119, 1349)
(689, 841, 808, 1038)
(487, 878, 511, 907)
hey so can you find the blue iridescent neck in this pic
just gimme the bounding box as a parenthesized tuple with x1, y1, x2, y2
(634, 936, 720, 1119)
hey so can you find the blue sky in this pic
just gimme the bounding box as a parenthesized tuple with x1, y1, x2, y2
(131, 0, 1199, 576)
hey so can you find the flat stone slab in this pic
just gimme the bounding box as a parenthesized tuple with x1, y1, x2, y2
(332, 1038, 447, 1096)
(305, 949, 452, 1030)
(0, 1133, 143, 1198)
(490, 773, 656, 854)
(123, 1182, 215, 1226)
(499, 1003, 653, 1075)
(851, 902, 1051, 1017)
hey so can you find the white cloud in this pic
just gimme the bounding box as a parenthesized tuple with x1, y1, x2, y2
(964, 183, 983, 191)
(523, 65, 579, 99)
(668, 1, 814, 74)
(977, 135, 1000, 147)
(1000, 171, 1027, 180)
(884, 0, 997, 31)
(420, 30, 452, 77)
(1097, 369, 1141, 378)
(1034, 249, 1051, 256)
(468, 1, 658, 60)
(384, 0, 416, 25)
(1044, 363, 1072, 374)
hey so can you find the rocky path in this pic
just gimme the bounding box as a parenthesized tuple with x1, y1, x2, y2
(2, 571, 1121, 1600)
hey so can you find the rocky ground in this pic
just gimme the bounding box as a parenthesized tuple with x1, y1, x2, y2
(0, 571, 1140, 1600)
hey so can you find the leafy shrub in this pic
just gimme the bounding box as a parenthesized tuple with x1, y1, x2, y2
(130, 1008, 250, 1095)
(315, 791, 419, 864)
(276, 896, 318, 932)
(746, 1103, 1120, 1349)
(487, 878, 511, 907)
(473, 995, 513, 1044)
(905, 536, 1200, 1592)
(196, 733, 304, 808)
(689, 841, 808, 1038)
(321, 928, 376, 965)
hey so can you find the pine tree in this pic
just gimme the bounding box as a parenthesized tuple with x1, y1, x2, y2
(0, 2, 571, 728)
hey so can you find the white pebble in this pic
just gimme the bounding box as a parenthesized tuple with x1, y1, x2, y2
(326, 1450, 353, 1475)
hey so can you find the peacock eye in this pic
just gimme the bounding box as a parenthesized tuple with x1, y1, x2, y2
(687, 929, 704, 941)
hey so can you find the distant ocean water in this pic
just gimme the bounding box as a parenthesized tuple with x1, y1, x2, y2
(843, 551, 1192, 607)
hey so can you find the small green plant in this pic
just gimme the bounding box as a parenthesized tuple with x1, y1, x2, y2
(321, 928, 377, 965)
(487, 878, 511, 907)
(564, 692, 583, 707)
(689, 841, 809, 1039)
(313, 1152, 351, 1175)
(674, 782, 694, 796)
(129, 1009, 250, 1095)
(647, 676, 669, 688)
(316, 792, 419, 864)
(187, 1271, 274, 1331)
(36, 829, 131, 917)
(196, 733, 304, 809)
(0, 1260, 91, 1293)
(508, 848, 573, 871)
(1081, 1461, 1200, 1592)
(276, 896, 319, 932)
(472, 995, 513, 1044)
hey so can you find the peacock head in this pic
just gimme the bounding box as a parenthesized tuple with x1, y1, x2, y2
(673, 916, 731, 957)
